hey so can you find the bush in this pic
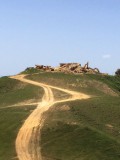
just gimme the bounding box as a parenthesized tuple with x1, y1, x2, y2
(115, 69, 120, 76)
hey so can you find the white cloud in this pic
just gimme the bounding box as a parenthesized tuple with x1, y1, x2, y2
(102, 54, 111, 59)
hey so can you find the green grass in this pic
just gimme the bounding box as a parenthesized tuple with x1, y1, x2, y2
(40, 96, 120, 160)
(41, 123, 120, 160)
(26, 72, 120, 96)
(0, 72, 120, 160)
(0, 76, 44, 159)
(25, 72, 120, 160)
(0, 106, 36, 160)
(51, 88, 70, 101)
(20, 67, 43, 74)
(0, 76, 44, 108)
(88, 74, 120, 93)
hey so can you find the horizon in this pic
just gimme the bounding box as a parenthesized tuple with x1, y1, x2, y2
(0, 0, 120, 76)
(0, 61, 118, 77)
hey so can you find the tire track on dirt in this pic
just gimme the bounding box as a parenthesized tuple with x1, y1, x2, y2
(10, 74, 90, 160)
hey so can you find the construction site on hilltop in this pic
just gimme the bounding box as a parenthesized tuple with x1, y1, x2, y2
(34, 62, 101, 74)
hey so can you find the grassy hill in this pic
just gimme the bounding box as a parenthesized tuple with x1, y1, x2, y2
(26, 71, 120, 160)
(0, 70, 120, 160)
(0, 76, 43, 160)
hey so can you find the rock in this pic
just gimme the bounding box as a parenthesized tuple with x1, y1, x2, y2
(34, 62, 102, 75)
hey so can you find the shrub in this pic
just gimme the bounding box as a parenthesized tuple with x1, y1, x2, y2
(115, 69, 120, 76)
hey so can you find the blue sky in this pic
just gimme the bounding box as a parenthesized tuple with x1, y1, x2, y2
(0, 0, 120, 76)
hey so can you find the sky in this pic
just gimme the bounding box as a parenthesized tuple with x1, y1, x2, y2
(0, 0, 120, 76)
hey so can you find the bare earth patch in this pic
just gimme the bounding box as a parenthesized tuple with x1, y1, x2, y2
(106, 124, 114, 129)
(60, 105, 70, 111)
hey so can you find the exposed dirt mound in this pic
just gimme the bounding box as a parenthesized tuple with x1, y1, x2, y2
(34, 62, 103, 74)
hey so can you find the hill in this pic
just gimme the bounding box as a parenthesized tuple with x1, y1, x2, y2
(0, 69, 120, 160)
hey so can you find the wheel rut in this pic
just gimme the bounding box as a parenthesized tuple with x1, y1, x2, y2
(10, 74, 90, 160)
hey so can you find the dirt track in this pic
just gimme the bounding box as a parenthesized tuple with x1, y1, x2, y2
(10, 74, 90, 160)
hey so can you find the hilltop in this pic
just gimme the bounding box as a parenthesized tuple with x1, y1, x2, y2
(24, 62, 104, 75)
(0, 67, 120, 160)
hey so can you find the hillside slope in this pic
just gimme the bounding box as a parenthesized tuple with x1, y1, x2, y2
(26, 71, 120, 160)
(0, 71, 120, 160)
(0, 76, 43, 160)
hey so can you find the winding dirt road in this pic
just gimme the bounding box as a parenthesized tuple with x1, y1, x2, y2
(10, 74, 90, 160)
